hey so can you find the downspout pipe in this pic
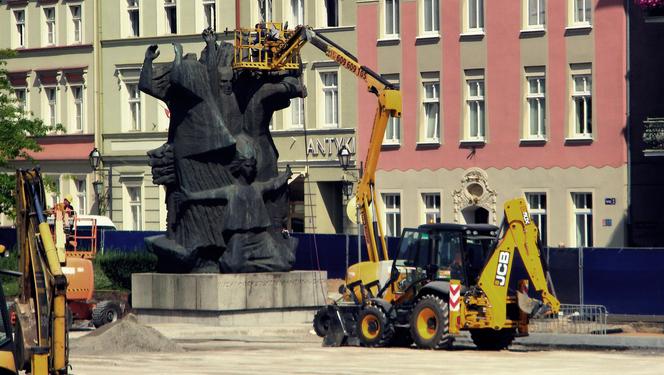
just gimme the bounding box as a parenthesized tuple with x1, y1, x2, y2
(625, 0, 632, 246)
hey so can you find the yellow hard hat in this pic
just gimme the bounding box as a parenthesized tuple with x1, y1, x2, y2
(64, 194, 73, 203)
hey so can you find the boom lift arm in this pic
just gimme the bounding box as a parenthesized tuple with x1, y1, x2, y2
(12, 169, 69, 374)
(233, 24, 402, 264)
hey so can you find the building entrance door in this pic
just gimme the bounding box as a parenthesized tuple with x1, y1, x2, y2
(461, 206, 489, 224)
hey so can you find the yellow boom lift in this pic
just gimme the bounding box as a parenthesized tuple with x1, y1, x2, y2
(0, 169, 69, 374)
(234, 23, 560, 350)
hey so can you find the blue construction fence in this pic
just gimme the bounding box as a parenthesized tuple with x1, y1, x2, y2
(1, 227, 663, 316)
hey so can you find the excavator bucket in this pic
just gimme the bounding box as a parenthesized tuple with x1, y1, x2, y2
(517, 290, 551, 318)
(322, 306, 347, 347)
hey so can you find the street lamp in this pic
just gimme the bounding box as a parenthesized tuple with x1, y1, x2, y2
(337, 144, 351, 171)
(89, 147, 104, 214)
(342, 179, 354, 198)
(92, 180, 103, 197)
(88, 147, 102, 171)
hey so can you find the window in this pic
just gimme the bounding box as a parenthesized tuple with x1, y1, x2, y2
(573, 0, 592, 25)
(127, 0, 140, 37)
(382, 193, 401, 237)
(423, 0, 439, 34)
(467, 79, 485, 140)
(527, 76, 546, 139)
(126, 185, 143, 231)
(203, 0, 216, 30)
(383, 74, 400, 145)
(70, 5, 82, 43)
(572, 192, 592, 247)
(386, 112, 401, 147)
(75, 178, 87, 215)
(384, 0, 400, 37)
(290, 97, 305, 129)
(422, 193, 441, 224)
(259, 0, 272, 22)
(422, 79, 440, 142)
(13, 88, 27, 112)
(71, 86, 83, 132)
(14, 10, 25, 48)
(48, 176, 61, 209)
(164, 0, 177, 34)
(321, 72, 338, 127)
(385, 115, 401, 144)
(324, 0, 339, 27)
(44, 7, 56, 45)
(45, 88, 57, 127)
(290, 0, 304, 26)
(127, 83, 141, 131)
(525, 192, 547, 246)
(467, 0, 484, 31)
(527, 0, 545, 28)
(572, 75, 592, 137)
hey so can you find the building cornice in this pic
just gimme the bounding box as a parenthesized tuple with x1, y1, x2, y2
(36, 134, 94, 144)
(271, 128, 355, 137)
(14, 44, 93, 54)
(103, 132, 168, 140)
(101, 34, 233, 48)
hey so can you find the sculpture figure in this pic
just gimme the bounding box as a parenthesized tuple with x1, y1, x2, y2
(140, 28, 305, 273)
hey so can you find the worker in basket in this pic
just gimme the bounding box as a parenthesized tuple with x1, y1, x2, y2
(61, 194, 77, 250)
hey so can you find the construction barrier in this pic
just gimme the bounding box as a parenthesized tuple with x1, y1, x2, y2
(1, 227, 663, 315)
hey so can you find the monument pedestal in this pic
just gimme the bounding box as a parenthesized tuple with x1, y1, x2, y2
(131, 271, 327, 326)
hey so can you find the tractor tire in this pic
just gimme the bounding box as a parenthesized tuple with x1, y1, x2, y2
(13, 318, 28, 372)
(92, 300, 122, 328)
(356, 305, 394, 347)
(409, 295, 453, 350)
(389, 327, 414, 348)
(313, 308, 331, 338)
(470, 328, 517, 350)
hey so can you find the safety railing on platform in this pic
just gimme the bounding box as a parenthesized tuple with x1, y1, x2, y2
(232, 22, 300, 71)
(530, 304, 609, 335)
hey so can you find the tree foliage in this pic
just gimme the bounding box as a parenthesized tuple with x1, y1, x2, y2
(0, 49, 63, 217)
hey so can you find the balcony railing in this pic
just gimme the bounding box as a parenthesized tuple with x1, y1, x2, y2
(643, 118, 664, 156)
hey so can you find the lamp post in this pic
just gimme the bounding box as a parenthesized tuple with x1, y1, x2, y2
(337, 144, 361, 264)
(88, 147, 101, 171)
(337, 145, 351, 171)
(89, 147, 103, 215)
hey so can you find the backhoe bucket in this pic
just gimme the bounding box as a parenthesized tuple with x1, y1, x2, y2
(517, 290, 544, 317)
(322, 306, 347, 347)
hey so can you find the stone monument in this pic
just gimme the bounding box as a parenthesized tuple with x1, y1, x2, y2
(140, 29, 305, 274)
(133, 28, 327, 326)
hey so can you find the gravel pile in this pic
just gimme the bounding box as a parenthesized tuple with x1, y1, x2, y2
(70, 314, 184, 355)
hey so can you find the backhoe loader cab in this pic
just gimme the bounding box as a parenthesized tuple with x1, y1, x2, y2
(394, 224, 499, 289)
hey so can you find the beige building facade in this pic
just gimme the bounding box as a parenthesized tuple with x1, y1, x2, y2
(1, 0, 98, 224)
(97, 0, 358, 232)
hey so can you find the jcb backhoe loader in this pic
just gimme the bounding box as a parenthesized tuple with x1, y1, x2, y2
(317, 198, 560, 350)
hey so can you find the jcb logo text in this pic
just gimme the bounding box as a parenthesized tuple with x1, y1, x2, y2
(494, 251, 510, 286)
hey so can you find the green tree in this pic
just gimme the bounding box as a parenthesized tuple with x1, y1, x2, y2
(0, 50, 63, 217)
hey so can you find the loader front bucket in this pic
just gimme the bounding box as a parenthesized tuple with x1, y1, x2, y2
(322, 306, 347, 347)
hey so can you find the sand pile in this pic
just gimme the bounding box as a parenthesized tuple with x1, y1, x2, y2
(70, 314, 184, 355)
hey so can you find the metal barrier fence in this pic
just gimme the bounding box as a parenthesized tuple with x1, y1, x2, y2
(1, 227, 664, 316)
(530, 304, 609, 335)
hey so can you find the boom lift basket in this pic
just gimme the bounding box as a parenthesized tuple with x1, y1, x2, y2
(233, 22, 301, 71)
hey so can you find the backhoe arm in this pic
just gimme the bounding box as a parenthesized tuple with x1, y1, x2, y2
(477, 198, 560, 327)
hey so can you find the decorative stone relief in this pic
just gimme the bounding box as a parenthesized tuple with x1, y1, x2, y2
(452, 168, 498, 224)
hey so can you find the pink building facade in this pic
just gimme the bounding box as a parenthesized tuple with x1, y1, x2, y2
(356, 0, 627, 247)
